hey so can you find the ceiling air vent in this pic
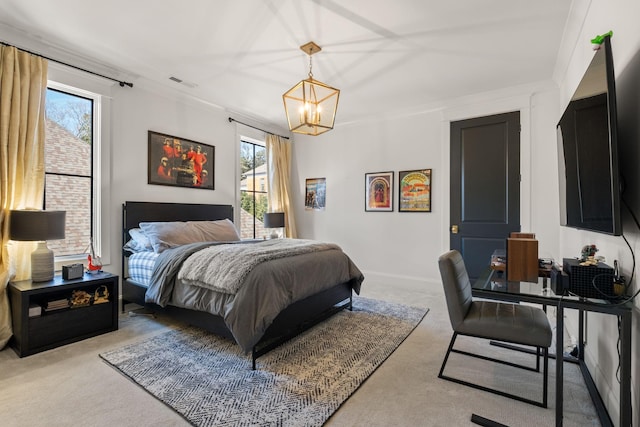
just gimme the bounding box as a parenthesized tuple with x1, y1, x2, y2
(169, 76, 197, 88)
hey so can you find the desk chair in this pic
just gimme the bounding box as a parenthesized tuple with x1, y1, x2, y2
(437, 250, 552, 407)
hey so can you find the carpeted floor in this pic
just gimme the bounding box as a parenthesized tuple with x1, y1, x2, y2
(99, 296, 428, 427)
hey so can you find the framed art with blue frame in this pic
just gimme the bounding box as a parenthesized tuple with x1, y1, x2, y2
(305, 177, 326, 210)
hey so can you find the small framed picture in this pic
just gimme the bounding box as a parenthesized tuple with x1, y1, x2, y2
(305, 178, 326, 211)
(398, 169, 432, 212)
(148, 130, 214, 190)
(365, 171, 393, 212)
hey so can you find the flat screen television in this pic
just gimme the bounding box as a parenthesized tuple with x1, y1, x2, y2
(557, 35, 622, 235)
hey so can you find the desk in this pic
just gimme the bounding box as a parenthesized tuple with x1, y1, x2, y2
(472, 269, 632, 427)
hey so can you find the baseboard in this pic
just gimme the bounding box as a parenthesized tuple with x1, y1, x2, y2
(359, 270, 436, 289)
(357, 270, 442, 305)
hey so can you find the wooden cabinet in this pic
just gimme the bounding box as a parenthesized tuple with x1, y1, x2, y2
(8, 272, 119, 357)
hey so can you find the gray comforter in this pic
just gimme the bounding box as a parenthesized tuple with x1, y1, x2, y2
(145, 240, 364, 353)
(178, 239, 341, 294)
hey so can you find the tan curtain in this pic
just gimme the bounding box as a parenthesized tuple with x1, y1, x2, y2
(0, 46, 48, 348)
(266, 134, 297, 238)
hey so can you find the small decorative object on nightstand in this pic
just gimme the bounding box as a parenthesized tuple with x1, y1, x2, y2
(62, 263, 84, 280)
(87, 238, 103, 274)
(93, 285, 109, 304)
(70, 290, 91, 308)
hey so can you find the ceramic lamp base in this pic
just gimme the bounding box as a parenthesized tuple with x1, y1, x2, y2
(31, 241, 54, 282)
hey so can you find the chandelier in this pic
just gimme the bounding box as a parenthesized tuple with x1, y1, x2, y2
(283, 42, 340, 136)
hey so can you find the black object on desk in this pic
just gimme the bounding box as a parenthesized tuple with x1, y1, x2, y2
(562, 258, 615, 300)
(473, 268, 632, 427)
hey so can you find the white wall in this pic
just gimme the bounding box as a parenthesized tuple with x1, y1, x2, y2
(291, 111, 443, 293)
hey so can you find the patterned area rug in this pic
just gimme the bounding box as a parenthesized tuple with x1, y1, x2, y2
(100, 297, 428, 427)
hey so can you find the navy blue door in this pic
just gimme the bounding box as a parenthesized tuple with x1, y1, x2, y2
(450, 112, 521, 280)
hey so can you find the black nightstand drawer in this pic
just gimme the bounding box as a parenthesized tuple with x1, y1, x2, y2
(28, 303, 114, 350)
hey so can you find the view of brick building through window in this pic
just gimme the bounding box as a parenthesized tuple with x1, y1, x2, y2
(45, 118, 91, 256)
(239, 209, 268, 240)
(45, 89, 92, 257)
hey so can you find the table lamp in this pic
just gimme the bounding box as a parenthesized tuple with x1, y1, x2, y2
(263, 212, 285, 239)
(9, 210, 66, 282)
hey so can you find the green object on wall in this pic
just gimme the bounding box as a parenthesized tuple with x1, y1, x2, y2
(591, 30, 613, 45)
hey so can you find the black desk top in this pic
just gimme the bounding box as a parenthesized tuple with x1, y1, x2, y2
(472, 268, 633, 312)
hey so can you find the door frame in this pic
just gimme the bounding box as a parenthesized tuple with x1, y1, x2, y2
(439, 95, 533, 256)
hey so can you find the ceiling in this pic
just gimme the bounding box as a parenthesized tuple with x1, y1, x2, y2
(0, 0, 574, 130)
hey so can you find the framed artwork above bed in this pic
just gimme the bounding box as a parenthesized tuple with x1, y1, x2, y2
(148, 130, 215, 190)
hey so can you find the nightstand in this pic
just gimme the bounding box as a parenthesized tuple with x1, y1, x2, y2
(8, 271, 119, 357)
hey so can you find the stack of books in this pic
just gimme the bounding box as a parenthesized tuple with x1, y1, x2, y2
(45, 298, 69, 312)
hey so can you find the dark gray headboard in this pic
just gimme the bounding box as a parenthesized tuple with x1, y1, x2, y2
(122, 201, 234, 235)
(122, 200, 234, 254)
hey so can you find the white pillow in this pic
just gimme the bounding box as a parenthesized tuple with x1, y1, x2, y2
(123, 228, 153, 252)
(131, 228, 152, 249)
(139, 219, 240, 253)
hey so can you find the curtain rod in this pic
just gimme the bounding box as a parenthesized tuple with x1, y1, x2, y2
(1, 41, 134, 88)
(228, 117, 289, 140)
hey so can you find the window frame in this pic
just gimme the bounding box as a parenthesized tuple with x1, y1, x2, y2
(240, 137, 268, 239)
(44, 86, 94, 258)
(46, 63, 112, 269)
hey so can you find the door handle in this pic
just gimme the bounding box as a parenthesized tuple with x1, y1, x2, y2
(451, 225, 459, 234)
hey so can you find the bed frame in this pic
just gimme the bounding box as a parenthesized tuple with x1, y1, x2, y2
(121, 201, 353, 369)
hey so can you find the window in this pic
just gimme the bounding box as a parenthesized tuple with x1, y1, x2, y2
(240, 138, 269, 239)
(44, 85, 97, 259)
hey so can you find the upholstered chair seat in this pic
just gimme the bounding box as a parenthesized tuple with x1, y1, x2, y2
(458, 300, 552, 348)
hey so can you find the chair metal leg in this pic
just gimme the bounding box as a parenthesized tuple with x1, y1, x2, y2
(543, 345, 548, 408)
(438, 332, 458, 378)
(439, 332, 548, 408)
(471, 414, 510, 427)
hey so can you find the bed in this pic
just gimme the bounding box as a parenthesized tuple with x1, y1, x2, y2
(121, 201, 364, 369)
